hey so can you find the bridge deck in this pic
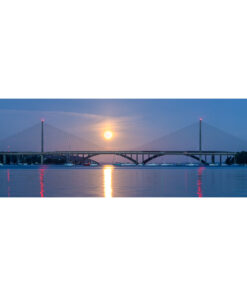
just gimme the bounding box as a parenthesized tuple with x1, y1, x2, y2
(0, 150, 236, 155)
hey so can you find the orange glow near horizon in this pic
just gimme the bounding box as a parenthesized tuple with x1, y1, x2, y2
(104, 130, 113, 140)
(104, 165, 113, 198)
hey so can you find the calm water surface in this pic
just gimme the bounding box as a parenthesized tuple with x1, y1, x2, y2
(0, 165, 247, 197)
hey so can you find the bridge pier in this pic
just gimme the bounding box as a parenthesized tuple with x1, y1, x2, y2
(211, 155, 215, 164)
(3, 154, 6, 164)
(220, 155, 222, 166)
(41, 155, 44, 165)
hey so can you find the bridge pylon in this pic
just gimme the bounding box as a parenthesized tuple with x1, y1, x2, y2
(199, 118, 202, 163)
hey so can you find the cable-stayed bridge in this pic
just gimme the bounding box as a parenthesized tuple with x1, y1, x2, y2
(0, 119, 245, 165)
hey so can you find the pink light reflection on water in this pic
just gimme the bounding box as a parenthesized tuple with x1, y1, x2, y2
(7, 169, 11, 197)
(40, 168, 45, 197)
(197, 166, 205, 198)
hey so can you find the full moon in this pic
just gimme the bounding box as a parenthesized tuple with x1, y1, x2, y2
(104, 130, 113, 140)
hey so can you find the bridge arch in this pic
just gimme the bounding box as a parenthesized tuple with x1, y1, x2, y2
(83, 153, 138, 165)
(143, 153, 209, 165)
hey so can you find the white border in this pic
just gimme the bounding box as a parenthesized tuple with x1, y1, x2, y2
(1, 0, 247, 99)
(1, 198, 247, 296)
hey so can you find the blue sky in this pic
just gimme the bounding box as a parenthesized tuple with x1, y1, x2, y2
(0, 99, 246, 148)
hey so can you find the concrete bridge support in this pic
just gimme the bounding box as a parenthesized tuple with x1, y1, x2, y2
(211, 155, 215, 164)
(3, 155, 6, 164)
(41, 155, 44, 165)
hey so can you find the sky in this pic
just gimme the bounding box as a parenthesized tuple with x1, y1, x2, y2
(0, 99, 247, 150)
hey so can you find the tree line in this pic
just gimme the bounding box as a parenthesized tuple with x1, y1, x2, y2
(225, 151, 247, 165)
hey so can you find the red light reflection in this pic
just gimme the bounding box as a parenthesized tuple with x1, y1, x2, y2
(7, 169, 10, 197)
(197, 167, 205, 198)
(40, 168, 45, 197)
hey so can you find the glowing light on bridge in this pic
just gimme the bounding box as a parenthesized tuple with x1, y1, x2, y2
(104, 165, 113, 198)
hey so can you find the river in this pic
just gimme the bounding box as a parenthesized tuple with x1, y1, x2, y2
(0, 165, 247, 197)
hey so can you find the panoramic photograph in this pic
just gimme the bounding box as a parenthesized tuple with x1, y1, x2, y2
(0, 99, 247, 197)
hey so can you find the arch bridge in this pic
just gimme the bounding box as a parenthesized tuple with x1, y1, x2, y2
(0, 150, 236, 165)
(75, 150, 236, 165)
